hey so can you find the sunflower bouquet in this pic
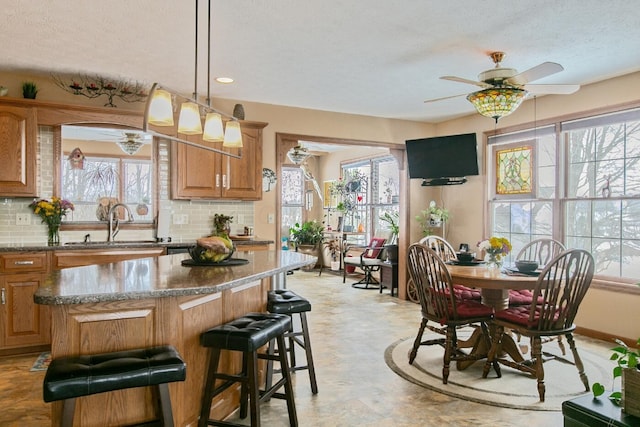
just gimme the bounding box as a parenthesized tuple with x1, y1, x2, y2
(29, 197, 74, 245)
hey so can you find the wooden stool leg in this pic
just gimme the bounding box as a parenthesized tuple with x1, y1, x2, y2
(300, 312, 318, 394)
(240, 352, 249, 419)
(265, 338, 275, 395)
(157, 383, 175, 427)
(248, 351, 260, 427)
(199, 348, 222, 427)
(277, 334, 298, 426)
(61, 398, 76, 427)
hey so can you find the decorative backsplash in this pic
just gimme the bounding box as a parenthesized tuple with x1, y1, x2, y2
(0, 128, 254, 246)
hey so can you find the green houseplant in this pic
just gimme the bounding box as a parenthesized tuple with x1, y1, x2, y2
(289, 220, 324, 248)
(416, 200, 449, 236)
(22, 81, 38, 99)
(380, 210, 399, 262)
(592, 337, 640, 416)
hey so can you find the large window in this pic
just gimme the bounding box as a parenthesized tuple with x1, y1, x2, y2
(487, 108, 640, 282)
(281, 167, 305, 237)
(340, 156, 399, 241)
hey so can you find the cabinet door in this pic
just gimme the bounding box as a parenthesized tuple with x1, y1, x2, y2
(222, 125, 263, 200)
(0, 105, 37, 197)
(171, 135, 223, 199)
(0, 273, 50, 348)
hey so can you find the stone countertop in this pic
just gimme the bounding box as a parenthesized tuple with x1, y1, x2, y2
(35, 250, 314, 305)
(0, 238, 274, 252)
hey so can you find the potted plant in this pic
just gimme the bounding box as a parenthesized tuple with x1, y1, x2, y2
(22, 81, 38, 99)
(380, 210, 399, 262)
(416, 200, 450, 236)
(212, 214, 233, 236)
(592, 337, 640, 417)
(289, 220, 324, 249)
(323, 239, 341, 270)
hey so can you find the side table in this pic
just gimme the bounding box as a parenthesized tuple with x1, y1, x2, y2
(379, 261, 398, 296)
(562, 393, 640, 427)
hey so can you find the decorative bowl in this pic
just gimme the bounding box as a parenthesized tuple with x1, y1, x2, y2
(0, 87, 7, 97)
(515, 260, 539, 272)
(188, 245, 234, 264)
(456, 251, 476, 262)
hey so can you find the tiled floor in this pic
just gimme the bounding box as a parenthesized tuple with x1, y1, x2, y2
(0, 268, 572, 426)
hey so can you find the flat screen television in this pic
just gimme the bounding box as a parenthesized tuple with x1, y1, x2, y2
(405, 132, 479, 186)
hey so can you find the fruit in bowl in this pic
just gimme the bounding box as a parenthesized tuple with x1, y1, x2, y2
(456, 251, 476, 262)
(515, 259, 539, 272)
(189, 235, 235, 263)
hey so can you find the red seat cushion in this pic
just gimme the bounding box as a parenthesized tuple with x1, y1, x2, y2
(451, 300, 493, 319)
(453, 284, 481, 301)
(508, 289, 536, 305)
(495, 304, 560, 328)
(363, 237, 386, 258)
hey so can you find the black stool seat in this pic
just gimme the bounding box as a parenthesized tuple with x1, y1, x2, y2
(43, 345, 186, 427)
(200, 312, 291, 352)
(267, 289, 312, 314)
(199, 312, 297, 427)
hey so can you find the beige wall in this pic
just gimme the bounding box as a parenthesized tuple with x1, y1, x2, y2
(1, 70, 638, 340)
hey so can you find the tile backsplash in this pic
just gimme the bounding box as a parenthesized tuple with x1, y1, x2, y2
(0, 127, 254, 246)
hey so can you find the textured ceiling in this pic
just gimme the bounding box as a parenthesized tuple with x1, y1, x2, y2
(2, 0, 640, 123)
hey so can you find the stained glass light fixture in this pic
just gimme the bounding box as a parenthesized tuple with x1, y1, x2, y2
(467, 86, 527, 123)
(287, 145, 310, 164)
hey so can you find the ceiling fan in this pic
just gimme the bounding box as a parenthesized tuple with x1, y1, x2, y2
(425, 52, 580, 121)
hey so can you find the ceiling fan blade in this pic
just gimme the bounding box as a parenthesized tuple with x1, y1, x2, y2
(524, 84, 580, 95)
(440, 76, 491, 88)
(507, 62, 564, 85)
(424, 93, 467, 104)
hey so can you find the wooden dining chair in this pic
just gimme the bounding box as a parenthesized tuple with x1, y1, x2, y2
(419, 235, 482, 301)
(407, 243, 499, 384)
(481, 248, 595, 402)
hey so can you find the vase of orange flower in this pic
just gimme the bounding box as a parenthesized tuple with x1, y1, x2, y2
(477, 236, 512, 270)
(29, 197, 74, 245)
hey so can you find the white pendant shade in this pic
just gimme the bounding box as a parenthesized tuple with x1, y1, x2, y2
(223, 121, 243, 148)
(147, 89, 174, 126)
(178, 102, 203, 135)
(203, 112, 224, 142)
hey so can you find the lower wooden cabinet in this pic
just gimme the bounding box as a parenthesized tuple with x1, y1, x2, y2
(52, 247, 167, 269)
(0, 252, 50, 353)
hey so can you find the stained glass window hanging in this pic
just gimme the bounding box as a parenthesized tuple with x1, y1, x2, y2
(496, 145, 533, 195)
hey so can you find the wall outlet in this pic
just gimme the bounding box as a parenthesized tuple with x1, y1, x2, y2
(237, 214, 245, 224)
(267, 213, 275, 224)
(16, 213, 31, 225)
(173, 214, 189, 225)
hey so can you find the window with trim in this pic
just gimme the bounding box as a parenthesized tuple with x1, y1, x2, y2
(62, 155, 153, 221)
(340, 156, 399, 242)
(487, 108, 640, 282)
(281, 166, 305, 237)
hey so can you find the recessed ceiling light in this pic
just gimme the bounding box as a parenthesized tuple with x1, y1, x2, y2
(215, 77, 234, 84)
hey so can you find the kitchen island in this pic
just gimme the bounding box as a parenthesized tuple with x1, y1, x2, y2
(35, 250, 315, 427)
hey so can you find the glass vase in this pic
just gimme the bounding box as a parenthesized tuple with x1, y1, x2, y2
(485, 252, 502, 270)
(47, 224, 60, 246)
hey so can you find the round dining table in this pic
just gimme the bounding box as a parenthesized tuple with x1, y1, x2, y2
(445, 263, 540, 368)
(445, 263, 539, 310)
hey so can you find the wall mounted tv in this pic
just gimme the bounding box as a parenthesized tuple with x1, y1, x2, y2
(405, 132, 479, 186)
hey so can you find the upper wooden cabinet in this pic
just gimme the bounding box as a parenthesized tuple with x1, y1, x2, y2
(171, 121, 267, 200)
(0, 105, 37, 197)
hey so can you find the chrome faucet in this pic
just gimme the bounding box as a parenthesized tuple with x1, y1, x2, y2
(107, 203, 134, 242)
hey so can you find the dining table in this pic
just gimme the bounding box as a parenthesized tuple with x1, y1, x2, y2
(444, 262, 540, 369)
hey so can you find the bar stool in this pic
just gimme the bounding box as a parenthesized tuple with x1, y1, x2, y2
(266, 289, 318, 395)
(43, 345, 186, 427)
(198, 312, 297, 427)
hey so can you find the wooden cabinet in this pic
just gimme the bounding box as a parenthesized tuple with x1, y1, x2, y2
(0, 105, 38, 197)
(171, 120, 267, 200)
(52, 247, 166, 269)
(0, 252, 50, 353)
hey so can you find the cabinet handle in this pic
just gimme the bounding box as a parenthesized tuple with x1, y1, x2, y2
(216, 173, 220, 188)
(14, 260, 35, 265)
(223, 174, 227, 189)
(1, 288, 4, 305)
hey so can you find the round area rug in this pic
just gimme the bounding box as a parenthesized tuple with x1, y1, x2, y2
(384, 330, 611, 411)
